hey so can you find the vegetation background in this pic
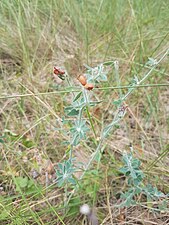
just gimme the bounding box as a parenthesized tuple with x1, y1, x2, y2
(0, 0, 169, 224)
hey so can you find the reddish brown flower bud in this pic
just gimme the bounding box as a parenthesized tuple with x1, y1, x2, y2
(53, 67, 65, 75)
(78, 75, 87, 86)
(84, 83, 94, 90)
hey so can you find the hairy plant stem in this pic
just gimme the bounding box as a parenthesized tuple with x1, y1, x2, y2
(82, 88, 97, 140)
(66, 48, 169, 205)
(122, 48, 169, 101)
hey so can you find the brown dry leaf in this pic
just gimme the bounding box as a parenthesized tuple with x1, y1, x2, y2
(46, 160, 55, 174)
(117, 208, 125, 223)
(93, 107, 102, 118)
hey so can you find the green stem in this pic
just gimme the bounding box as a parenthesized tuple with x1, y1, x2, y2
(82, 88, 97, 141)
(122, 48, 169, 101)
(114, 60, 122, 98)
(66, 48, 169, 205)
(86, 105, 97, 139)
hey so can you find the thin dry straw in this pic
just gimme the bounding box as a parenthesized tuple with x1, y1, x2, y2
(0, 83, 169, 99)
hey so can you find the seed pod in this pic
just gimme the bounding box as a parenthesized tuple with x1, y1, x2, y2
(78, 75, 87, 86)
(84, 83, 94, 90)
(53, 67, 65, 75)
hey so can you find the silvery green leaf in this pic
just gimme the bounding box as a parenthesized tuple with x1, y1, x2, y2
(67, 108, 79, 116)
(73, 92, 82, 102)
(146, 57, 158, 66)
(68, 177, 76, 185)
(119, 167, 128, 174)
(103, 61, 114, 66)
(57, 178, 64, 187)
